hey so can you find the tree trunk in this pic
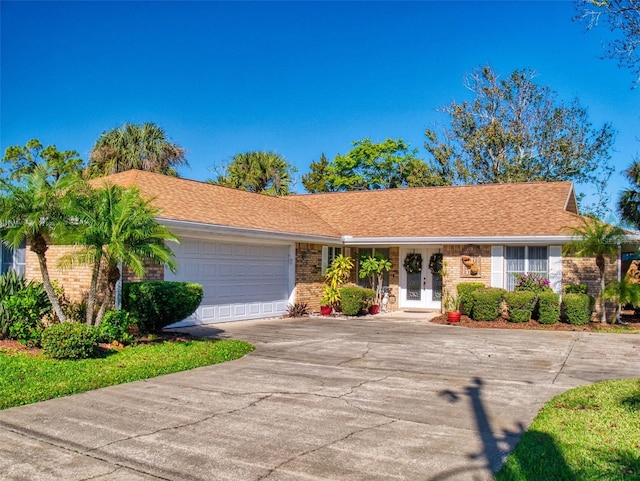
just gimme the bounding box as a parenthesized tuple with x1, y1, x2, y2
(31, 235, 67, 322)
(95, 263, 120, 326)
(599, 264, 607, 324)
(85, 252, 102, 326)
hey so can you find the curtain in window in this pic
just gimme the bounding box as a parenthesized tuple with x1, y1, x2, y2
(528, 246, 548, 275)
(505, 246, 525, 291)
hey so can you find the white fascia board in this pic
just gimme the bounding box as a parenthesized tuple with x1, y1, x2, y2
(342, 235, 592, 246)
(157, 218, 341, 244)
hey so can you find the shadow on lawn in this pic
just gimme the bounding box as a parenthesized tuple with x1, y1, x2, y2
(431, 377, 575, 481)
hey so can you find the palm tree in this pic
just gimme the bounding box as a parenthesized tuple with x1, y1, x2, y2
(87, 122, 188, 178)
(60, 184, 178, 325)
(603, 276, 640, 323)
(212, 151, 295, 196)
(619, 159, 640, 229)
(0, 166, 80, 322)
(563, 217, 625, 323)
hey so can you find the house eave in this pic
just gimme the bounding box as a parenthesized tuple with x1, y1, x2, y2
(341, 235, 619, 246)
(157, 218, 341, 244)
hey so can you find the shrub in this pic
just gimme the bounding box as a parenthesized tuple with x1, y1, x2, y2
(0, 271, 29, 338)
(471, 287, 506, 322)
(537, 292, 560, 324)
(564, 284, 588, 295)
(99, 309, 136, 343)
(456, 282, 485, 316)
(504, 291, 537, 323)
(340, 286, 375, 316)
(2, 282, 50, 345)
(286, 303, 309, 318)
(562, 293, 593, 325)
(41, 322, 101, 360)
(123, 281, 203, 333)
(513, 273, 552, 293)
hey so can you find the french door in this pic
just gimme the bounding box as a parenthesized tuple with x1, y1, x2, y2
(399, 247, 442, 310)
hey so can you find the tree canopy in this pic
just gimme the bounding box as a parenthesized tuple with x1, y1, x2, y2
(211, 151, 295, 196)
(1, 139, 83, 183)
(87, 122, 188, 178)
(302, 138, 449, 193)
(576, 0, 640, 86)
(618, 159, 640, 228)
(424, 66, 615, 210)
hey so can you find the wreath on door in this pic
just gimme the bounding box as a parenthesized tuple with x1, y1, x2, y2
(403, 253, 422, 273)
(429, 253, 443, 275)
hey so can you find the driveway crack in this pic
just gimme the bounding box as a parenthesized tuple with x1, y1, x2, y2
(337, 342, 372, 366)
(552, 332, 581, 385)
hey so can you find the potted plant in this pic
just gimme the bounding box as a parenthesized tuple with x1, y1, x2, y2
(321, 255, 354, 315)
(358, 253, 392, 314)
(444, 292, 461, 323)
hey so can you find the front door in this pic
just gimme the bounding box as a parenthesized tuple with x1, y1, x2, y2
(399, 247, 442, 310)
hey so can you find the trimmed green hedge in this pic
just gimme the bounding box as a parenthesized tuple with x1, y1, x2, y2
(123, 281, 203, 333)
(339, 286, 375, 316)
(537, 292, 560, 325)
(41, 322, 101, 360)
(564, 284, 588, 295)
(457, 282, 485, 316)
(562, 293, 593, 325)
(471, 287, 506, 322)
(504, 291, 537, 323)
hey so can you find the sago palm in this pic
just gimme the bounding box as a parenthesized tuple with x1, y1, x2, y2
(563, 217, 625, 323)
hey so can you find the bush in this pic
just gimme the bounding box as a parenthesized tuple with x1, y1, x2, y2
(564, 284, 588, 295)
(41, 322, 101, 360)
(537, 292, 560, 324)
(513, 273, 552, 293)
(0, 271, 29, 338)
(340, 286, 375, 316)
(562, 293, 593, 325)
(504, 291, 537, 323)
(123, 281, 203, 333)
(285, 303, 309, 318)
(99, 309, 136, 343)
(456, 282, 485, 316)
(2, 282, 50, 345)
(471, 287, 506, 322)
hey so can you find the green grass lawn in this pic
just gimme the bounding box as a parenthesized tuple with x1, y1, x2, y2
(496, 378, 640, 481)
(0, 339, 254, 410)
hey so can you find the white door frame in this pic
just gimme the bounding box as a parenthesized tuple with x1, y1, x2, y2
(399, 246, 442, 310)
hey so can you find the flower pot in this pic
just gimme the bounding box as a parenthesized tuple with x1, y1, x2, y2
(368, 304, 380, 315)
(447, 311, 461, 323)
(320, 305, 333, 316)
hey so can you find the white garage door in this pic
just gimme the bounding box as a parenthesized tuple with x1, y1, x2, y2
(165, 238, 291, 327)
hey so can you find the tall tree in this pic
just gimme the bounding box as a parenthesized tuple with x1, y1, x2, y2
(424, 66, 615, 205)
(1, 138, 83, 182)
(575, 0, 640, 86)
(211, 151, 295, 196)
(563, 217, 625, 323)
(60, 184, 178, 325)
(87, 122, 188, 178)
(302, 154, 337, 193)
(0, 166, 80, 322)
(618, 158, 640, 228)
(303, 138, 449, 193)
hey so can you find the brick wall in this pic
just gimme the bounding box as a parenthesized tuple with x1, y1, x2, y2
(442, 245, 491, 299)
(122, 262, 165, 283)
(563, 254, 618, 321)
(294, 243, 325, 311)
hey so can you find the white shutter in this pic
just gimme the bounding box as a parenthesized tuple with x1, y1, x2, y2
(491, 246, 504, 288)
(321, 246, 329, 275)
(548, 245, 562, 294)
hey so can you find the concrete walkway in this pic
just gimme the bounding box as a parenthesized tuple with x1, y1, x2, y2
(1, 314, 638, 481)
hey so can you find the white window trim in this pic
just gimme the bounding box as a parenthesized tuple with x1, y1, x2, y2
(503, 245, 550, 291)
(321, 246, 342, 275)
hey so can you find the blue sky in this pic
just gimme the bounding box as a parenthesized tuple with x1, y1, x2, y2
(1, 1, 638, 214)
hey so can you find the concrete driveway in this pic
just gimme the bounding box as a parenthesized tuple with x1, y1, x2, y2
(1, 314, 638, 481)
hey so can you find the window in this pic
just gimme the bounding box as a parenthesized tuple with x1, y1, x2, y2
(1, 241, 26, 275)
(357, 247, 390, 289)
(321, 246, 342, 274)
(505, 246, 548, 291)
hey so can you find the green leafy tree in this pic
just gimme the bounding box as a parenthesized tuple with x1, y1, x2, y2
(302, 153, 337, 193)
(1, 138, 83, 182)
(87, 122, 188, 178)
(304, 138, 448, 193)
(60, 184, 178, 325)
(618, 158, 640, 228)
(424, 66, 615, 208)
(0, 166, 81, 322)
(563, 217, 625, 323)
(357, 253, 392, 306)
(575, 0, 640, 86)
(211, 151, 295, 196)
(603, 276, 640, 322)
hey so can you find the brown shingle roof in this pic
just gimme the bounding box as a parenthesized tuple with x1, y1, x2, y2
(288, 181, 584, 238)
(93, 170, 584, 239)
(90, 170, 342, 238)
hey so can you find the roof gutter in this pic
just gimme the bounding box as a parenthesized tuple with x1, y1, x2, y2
(342, 234, 640, 246)
(157, 218, 342, 244)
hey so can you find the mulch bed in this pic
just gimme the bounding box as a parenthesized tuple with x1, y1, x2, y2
(430, 313, 640, 332)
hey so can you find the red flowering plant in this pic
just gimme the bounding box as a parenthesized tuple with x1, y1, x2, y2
(513, 273, 552, 293)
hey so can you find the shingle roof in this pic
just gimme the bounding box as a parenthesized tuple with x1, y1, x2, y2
(94, 170, 584, 239)
(90, 170, 342, 238)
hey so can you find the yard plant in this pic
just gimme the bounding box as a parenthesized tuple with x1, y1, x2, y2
(0, 339, 254, 410)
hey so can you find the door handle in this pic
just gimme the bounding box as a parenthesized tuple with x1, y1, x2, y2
(423, 278, 426, 288)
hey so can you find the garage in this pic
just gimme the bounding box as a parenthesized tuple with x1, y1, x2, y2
(165, 237, 293, 327)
